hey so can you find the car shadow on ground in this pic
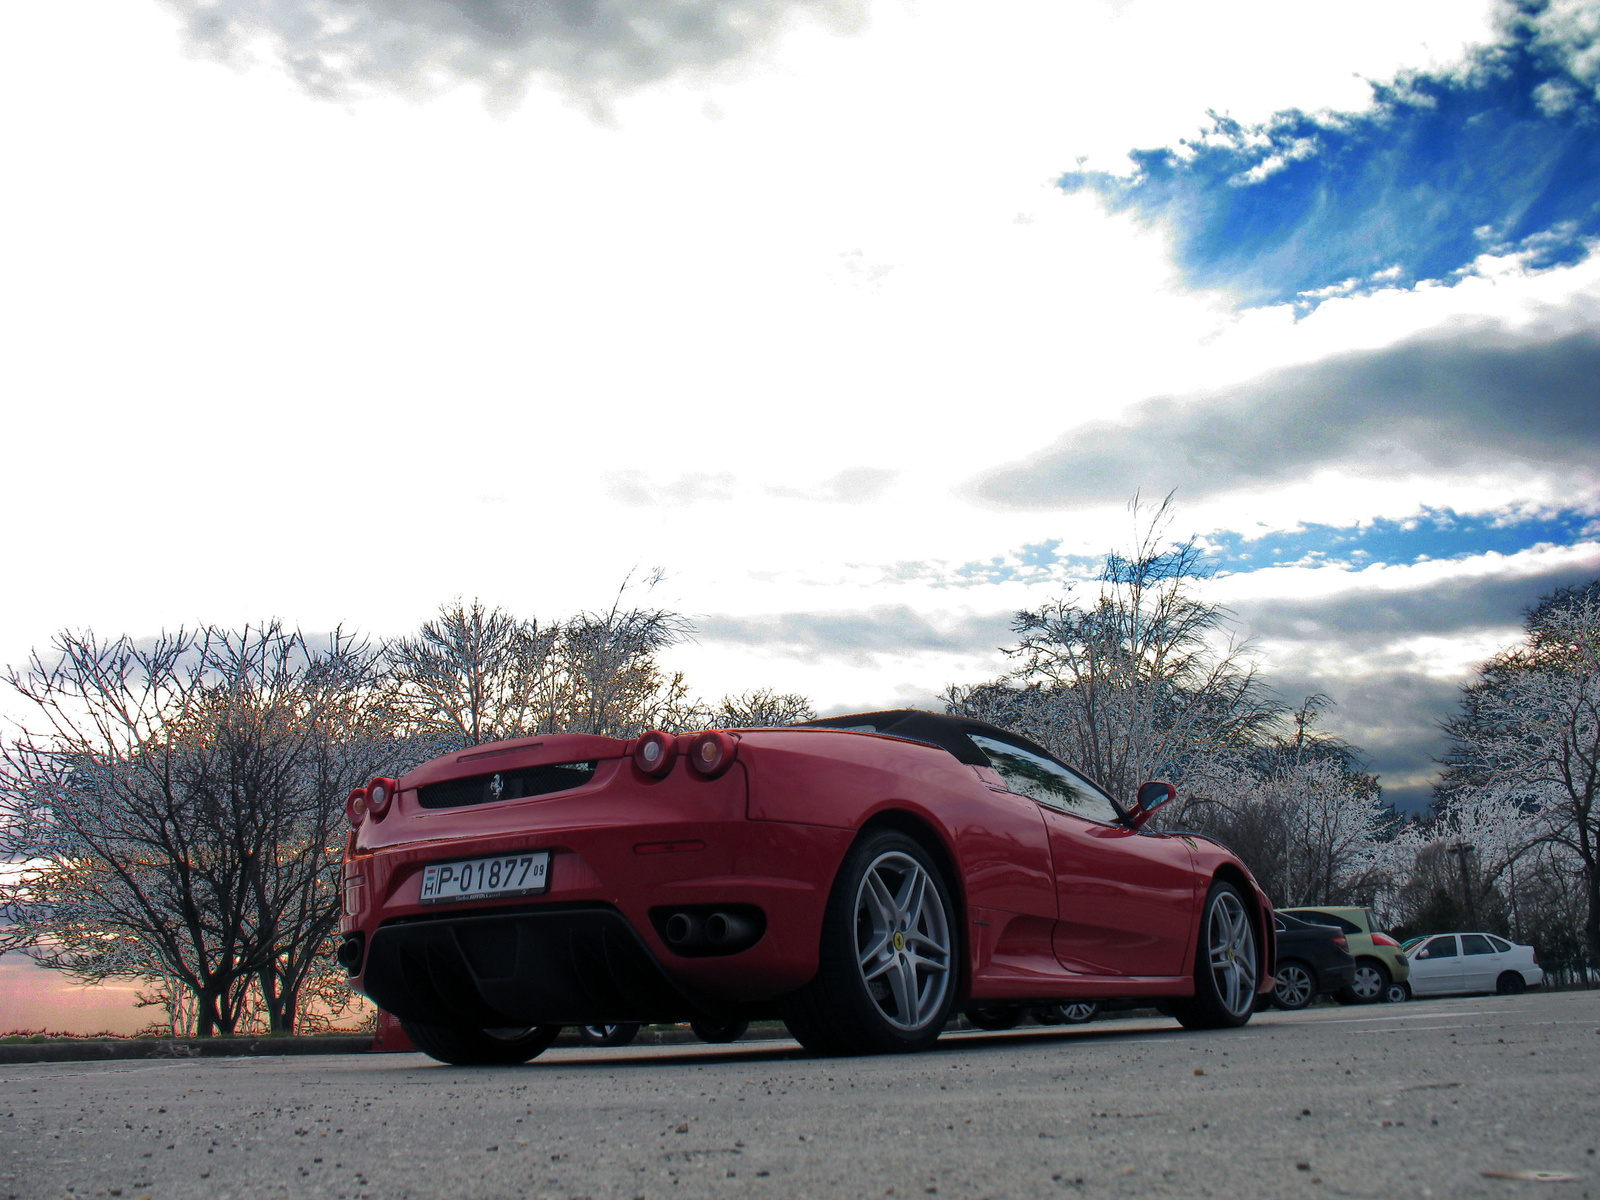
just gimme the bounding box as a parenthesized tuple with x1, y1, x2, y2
(509, 1020, 1197, 1070)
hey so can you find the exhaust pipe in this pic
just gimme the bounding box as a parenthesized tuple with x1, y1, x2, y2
(336, 933, 365, 975)
(704, 911, 757, 950)
(664, 912, 705, 948)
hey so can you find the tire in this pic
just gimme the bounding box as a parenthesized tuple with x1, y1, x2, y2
(1271, 960, 1317, 1011)
(1336, 959, 1391, 1005)
(1384, 980, 1410, 1004)
(400, 1020, 562, 1066)
(966, 1006, 1024, 1031)
(1037, 1002, 1100, 1025)
(1168, 882, 1260, 1031)
(690, 1018, 749, 1044)
(1496, 971, 1526, 996)
(577, 1023, 641, 1047)
(779, 829, 958, 1056)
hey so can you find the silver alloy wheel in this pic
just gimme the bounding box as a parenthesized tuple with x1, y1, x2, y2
(1273, 963, 1314, 1009)
(1206, 890, 1258, 1018)
(1351, 964, 1384, 1001)
(1059, 1002, 1098, 1023)
(854, 850, 952, 1031)
(1384, 981, 1409, 1004)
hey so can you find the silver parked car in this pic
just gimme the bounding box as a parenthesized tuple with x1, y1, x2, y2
(1400, 932, 1544, 997)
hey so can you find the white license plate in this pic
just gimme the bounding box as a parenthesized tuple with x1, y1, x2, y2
(420, 851, 550, 903)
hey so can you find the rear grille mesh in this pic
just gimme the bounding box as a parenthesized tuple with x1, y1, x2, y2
(417, 762, 596, 809)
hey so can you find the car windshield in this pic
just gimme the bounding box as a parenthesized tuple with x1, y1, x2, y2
(1400, 936, 1426, 952)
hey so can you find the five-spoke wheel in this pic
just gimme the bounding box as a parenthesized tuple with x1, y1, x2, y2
(1169, 882, 1259, 1030)
(780, 830, 957, 1055)
(1271, 960, 1317, 1010)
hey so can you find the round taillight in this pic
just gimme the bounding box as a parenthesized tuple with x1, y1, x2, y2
(345, 788, 369, 827)
(633, 730, 678, 777)
(688, 731, 737, 778)
(367, 777, 398, 818)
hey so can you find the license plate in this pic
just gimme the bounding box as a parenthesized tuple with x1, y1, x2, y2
(419, 851, 550, 903)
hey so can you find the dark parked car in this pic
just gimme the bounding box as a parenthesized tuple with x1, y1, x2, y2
(1267, 912, 1356, 1010)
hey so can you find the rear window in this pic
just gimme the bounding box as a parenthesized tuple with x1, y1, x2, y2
(1291, 910, 1363, 936)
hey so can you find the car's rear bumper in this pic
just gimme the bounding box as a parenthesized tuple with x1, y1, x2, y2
(361, 904, 721, 1026)
(1318, 961, 1357, 993)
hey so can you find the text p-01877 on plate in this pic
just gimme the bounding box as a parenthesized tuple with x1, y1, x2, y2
(420, 851, 550, 903)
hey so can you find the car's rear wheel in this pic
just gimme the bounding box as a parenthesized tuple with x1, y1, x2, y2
(1272, 960, 1317, 1010)
(1336, 959, 1391, 1004)
(1496, 971, 1527, 996)
(780, 829, 957, 1056)
(1169, 882, 1259, 1031)
(966, 1006, 1024, 1031)
(401, 1020, 562, 1066)
(690, 1018, 749, 1044)
(577, 1023, 641, 1047)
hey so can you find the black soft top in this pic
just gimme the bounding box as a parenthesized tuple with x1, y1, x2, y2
(797, 709, 1058, 768)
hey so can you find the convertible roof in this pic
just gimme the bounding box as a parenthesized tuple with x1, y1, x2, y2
(797, 709, 1058, 768)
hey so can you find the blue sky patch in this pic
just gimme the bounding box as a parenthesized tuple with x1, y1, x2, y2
(1060, 9, 1600, 309)
(1198, 507, 1599, 573)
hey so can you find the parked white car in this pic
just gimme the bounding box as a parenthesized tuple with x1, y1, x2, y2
(1401, 932, 1544, 997)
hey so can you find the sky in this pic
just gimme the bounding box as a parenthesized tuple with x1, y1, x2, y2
(2, 0, 1599, 1029)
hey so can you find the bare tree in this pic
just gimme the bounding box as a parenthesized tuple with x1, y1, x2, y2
(1437, 580, 1600, 958)
(1180, 706, 1394, 908)
(0, 624, 411, 1035)
(385, 600, 558, 748)
(704, 689, 816, 729)
(386, 581, 695, 746)
(947, 495, 1280, 804)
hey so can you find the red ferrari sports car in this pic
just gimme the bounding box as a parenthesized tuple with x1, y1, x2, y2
(338, 710, 1273, 1062)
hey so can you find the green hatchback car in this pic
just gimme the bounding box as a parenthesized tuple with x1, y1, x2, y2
(1278, 906, 1410, 1003)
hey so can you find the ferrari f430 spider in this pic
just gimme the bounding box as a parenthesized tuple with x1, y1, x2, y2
(338, 710, 1273, 1062)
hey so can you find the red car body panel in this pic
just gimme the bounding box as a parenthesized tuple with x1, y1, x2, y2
(340, 723, 1273, 1026)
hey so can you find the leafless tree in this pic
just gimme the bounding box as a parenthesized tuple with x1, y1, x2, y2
(1179, 701, 1393, 907)
(947, 494, 1280, 804)
(703, 689, 816, 729)
(386, 581, 696, 746)
(1437, 580, 1600, 958)
(0, 624, 412, 1035)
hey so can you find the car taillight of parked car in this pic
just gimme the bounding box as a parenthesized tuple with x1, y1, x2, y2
(1532, 948, 1539, 965)
(1371, 932, 1400, 948)
(345, 788, 369, 827)
(1333, 934, 1348, 950)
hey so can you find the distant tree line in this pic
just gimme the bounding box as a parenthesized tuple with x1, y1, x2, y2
(2, 514, 1595, 1035)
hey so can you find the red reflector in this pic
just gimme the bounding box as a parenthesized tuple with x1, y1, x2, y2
(1333, 935, 1348, 950)
(633, 840, 707, 855)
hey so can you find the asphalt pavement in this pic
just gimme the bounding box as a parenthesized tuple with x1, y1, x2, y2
(1, 990, 1595, 1200)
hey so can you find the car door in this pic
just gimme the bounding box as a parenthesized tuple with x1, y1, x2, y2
(1458, 934, 1501, 991)
(1408, 935, 1463, 995)
(967, 733, 1197, 979)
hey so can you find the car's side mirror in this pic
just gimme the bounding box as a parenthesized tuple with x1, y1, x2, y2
(1129, 781, 1176, 829)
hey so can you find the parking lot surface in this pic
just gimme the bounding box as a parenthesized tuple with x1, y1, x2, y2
(1, 990, 1595, 1199)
